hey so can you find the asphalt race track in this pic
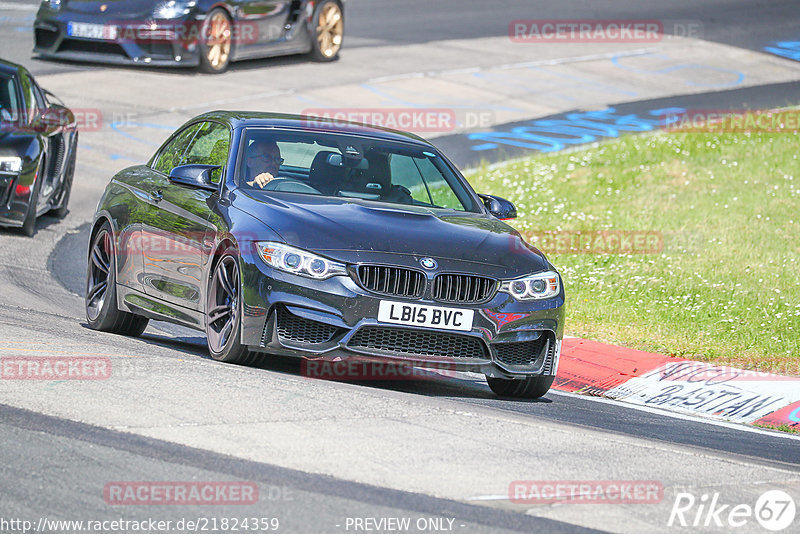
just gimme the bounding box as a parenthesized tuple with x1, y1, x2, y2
(1, 1, 800, 532)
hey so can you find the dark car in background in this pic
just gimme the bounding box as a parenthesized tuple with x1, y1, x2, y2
(34, 0, 345, 73)
(86, 111, 564, 398)
(0, 59, 77, 236)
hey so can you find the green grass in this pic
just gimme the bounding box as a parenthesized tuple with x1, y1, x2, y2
(465, 118, 800, 373)
(753, 423, 800, 435)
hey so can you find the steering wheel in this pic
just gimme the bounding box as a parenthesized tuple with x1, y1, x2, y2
(261, 178, 321, 194)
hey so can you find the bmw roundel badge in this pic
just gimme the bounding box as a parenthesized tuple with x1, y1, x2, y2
(420, 257, 437, 270)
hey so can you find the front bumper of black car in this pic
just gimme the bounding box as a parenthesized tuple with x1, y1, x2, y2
(0, 165, 36, 227)
(239, 249, 565, 380)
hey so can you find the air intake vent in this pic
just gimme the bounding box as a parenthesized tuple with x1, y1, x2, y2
(493, 333, 557, 372)
(493, 338, 547, 367)
(348, 326, 488, 360)
(273, 306, 340, 345)
(432, 274, 496, 304)
(541, 338, 557, 376)
(57, 39, 128, 57)
(49, 136, 65, 178)
(357, 265, 425, 299)
(34, 28, 59, 49)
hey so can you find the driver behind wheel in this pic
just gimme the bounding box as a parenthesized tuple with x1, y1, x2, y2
(245, 140, 284, 188)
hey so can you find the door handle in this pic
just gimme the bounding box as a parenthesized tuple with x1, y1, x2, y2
(150, 190, 163, 202)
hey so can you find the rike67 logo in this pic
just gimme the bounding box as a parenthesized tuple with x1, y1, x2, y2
(668, 490, 795, 531)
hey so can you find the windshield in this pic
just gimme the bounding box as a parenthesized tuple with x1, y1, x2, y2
(0, 74, 19, 123)
(237, 128, 480, 212)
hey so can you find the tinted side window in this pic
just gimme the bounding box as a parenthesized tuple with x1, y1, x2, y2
(17, 70, 38, 124)
(153, 123, 202, 174)
(182, 121, 230, 183)
(0, 75, 19, 122)
(32, 81, 47, 111)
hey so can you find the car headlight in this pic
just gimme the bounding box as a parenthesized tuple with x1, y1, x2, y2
(42, 0, 62, 11)
(501, 271, 560, 300)
(255, 242, 347, 280)
(153, 0, 195, 19)
(0, 156, 22, 174)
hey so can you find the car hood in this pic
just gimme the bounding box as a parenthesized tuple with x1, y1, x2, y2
(234, 191, 549, 277)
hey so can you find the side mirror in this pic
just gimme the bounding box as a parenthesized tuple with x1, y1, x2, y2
(35, 105, 72, 133)
(479, 194, 517, 220)
(169, 164, 220, 191)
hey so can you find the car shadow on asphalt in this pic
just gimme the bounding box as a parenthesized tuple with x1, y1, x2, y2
(244, 352, 492, 398)
(74, 324, 212, 359)
(251, 354, 553, 402)
(98, 320, 553, 403)
(364, 378, 554, 403)
(35, 214, 68, 233)
(139, 333, 209, 356)
(0, 214, 65, 238)
(33, 53, 322, 77)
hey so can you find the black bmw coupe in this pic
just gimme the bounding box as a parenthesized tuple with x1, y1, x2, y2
(0, 59, 77, 236)
(86, 112, 565, 398)
(34, 0, 344, 73)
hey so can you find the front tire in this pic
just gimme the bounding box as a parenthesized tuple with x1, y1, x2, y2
(310, 0, 343, 62)
(486, 375, 554, 399)
(199, 9, 232, 74)
(205, 250, 259, 365)
(86, 222, 149, 336)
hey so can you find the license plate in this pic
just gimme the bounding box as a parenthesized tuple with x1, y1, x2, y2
(377, 301, 474, 332)
(67, 22, 117, 40)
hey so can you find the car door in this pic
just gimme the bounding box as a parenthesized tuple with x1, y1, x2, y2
(232, 0, 292, 53)
(142, 121, 230, 312)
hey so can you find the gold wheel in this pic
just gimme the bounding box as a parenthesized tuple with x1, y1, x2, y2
(315, 1, 343, 59)
(205, 11, 231, 70)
